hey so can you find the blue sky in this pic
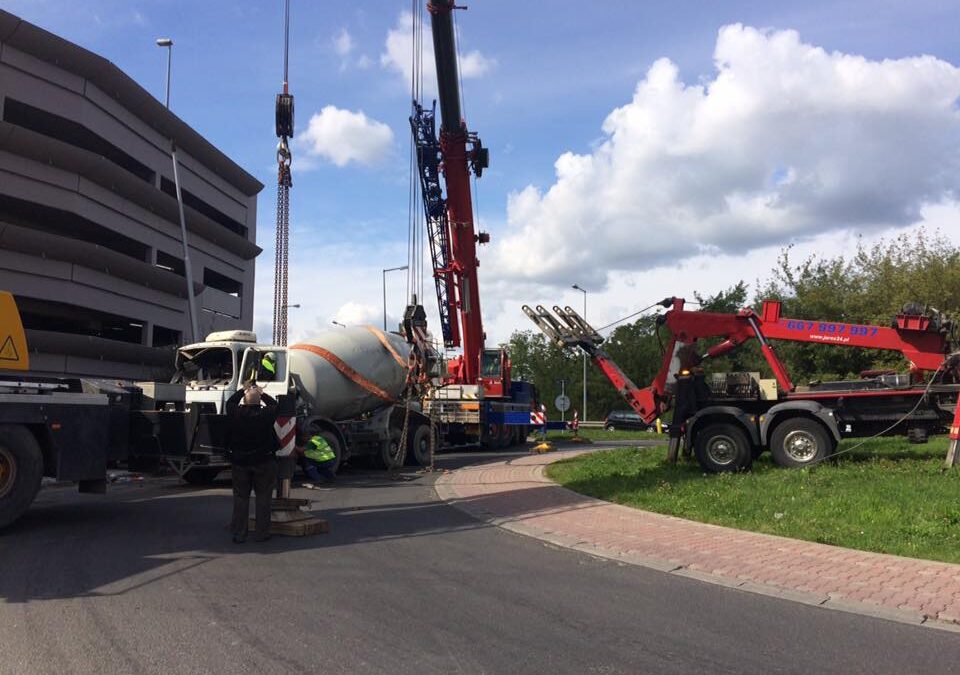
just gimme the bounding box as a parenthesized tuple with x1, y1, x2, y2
(7, 0, 960, 345)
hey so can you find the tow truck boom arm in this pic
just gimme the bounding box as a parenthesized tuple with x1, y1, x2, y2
(525, 297, 956, 425)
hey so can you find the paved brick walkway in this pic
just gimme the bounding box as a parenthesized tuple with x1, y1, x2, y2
(435, 450, 960, 631)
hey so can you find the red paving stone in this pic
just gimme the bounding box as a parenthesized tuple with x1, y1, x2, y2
(435, 450, 960, 629)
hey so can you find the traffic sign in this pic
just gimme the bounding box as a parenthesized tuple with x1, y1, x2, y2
(554, 394, 571, 412)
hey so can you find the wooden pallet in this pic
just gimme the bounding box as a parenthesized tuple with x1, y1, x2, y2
(247, 497, 330, 537)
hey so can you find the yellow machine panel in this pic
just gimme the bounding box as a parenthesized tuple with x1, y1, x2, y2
(0, 291, 29, 371)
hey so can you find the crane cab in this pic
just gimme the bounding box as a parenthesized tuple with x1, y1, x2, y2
(478, 347, 510, 398)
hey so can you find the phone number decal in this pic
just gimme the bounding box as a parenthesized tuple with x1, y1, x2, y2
(781, 320, 878, 341)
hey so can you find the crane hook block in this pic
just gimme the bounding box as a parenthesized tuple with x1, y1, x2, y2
(275, 93, 295, 138)
(470, 141, 489, 178)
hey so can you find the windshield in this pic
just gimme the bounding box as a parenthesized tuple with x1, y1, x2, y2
(480, 350, 502, 377)
(173, 347, 235, 386)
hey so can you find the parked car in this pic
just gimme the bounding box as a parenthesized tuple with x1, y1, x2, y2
(603, 410, 646, 431)
(603, 411, 669, 432)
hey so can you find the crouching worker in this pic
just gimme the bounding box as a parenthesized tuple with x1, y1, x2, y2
(225, 383, 279, 543)
(298, 433, 337, 489)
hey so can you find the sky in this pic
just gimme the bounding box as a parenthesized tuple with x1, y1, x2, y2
(6, 0, 960, 350)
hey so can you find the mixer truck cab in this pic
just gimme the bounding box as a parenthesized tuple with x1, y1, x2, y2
(173, 330, 291, 414)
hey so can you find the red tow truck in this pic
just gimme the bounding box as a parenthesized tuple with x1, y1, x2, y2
(524, 298, 960, 472)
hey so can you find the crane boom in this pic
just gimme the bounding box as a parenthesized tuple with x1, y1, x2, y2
(423, 0, 488, 384)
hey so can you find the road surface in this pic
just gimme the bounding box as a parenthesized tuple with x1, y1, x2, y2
(1, 449, 957, 675)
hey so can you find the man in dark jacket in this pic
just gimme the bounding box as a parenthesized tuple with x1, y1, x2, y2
(225, 383, 279, 543)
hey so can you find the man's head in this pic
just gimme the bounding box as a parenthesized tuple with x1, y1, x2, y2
(243, 384, 262, 406)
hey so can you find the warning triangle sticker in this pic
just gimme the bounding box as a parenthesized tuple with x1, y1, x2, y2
(0, 335, 19, 361)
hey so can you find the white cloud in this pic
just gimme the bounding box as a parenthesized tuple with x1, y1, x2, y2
(331, 301, 381, 327)
(332, 27, 354, 57)
(380, 11, 495, 94)
(490, 24, 960, 289)
(297, 105, 394, 168)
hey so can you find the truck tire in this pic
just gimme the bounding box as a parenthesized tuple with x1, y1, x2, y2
(182, 467, 222, 485)
(0, 425, 44, 529)
(693, 423, 752, 473)
(409, 425, 434, 467)
(377, 433, 405, 470)
(769, 417, 832, 468)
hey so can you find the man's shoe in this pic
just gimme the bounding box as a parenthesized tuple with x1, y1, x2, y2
(232, 534, 246, 544)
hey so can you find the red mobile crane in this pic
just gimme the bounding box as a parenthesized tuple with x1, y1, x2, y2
(525, 298, 960, 472)
(409, 1, 536, 447)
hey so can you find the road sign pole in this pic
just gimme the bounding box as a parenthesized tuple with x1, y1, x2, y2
(560, 380, 566, 423)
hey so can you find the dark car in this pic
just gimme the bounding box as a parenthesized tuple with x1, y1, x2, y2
(603, 410, 647, 431)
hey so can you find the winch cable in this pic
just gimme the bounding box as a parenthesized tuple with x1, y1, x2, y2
(801, 361, 951, 467)
(273, 0, 294, 346)
(595, 301, 666, 333)
(406, 0, 425, 305)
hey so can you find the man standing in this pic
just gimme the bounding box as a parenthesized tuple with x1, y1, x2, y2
(225, 383, 279, 543)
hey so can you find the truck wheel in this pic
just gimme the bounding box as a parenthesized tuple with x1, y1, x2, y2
(182, 467, 221, 485)
(409, 425, 435, 467)
(377, 434, 405, 470)
(769, 418, 832, 468)
(498, 424, 513, 449)
(693, 423, 752, 473)
(0, 425, 44, 529)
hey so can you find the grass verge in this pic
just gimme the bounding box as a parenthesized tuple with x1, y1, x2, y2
(546, 436, 960, 564)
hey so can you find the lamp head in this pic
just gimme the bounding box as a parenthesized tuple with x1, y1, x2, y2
(156, 38, 173, 47)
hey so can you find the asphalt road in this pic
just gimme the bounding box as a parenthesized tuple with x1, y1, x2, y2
(1, 448, 958, 675)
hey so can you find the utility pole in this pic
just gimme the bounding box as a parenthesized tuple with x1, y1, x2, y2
(156, 37, 199, 344)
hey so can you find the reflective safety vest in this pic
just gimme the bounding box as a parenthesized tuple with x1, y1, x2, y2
(305, 435, 336, 463)
(261, 356, 276, 375)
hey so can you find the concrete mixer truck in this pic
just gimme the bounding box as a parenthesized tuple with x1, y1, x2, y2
(166, 324, 436, 483)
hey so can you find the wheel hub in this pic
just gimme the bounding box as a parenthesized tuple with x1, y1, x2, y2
(0, 446, 16, 499)
(783, 430, 818, 462)
(707, 435, 737, 465)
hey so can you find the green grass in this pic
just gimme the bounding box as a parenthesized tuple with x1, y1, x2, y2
(546, 428, 667, 442)
(546, 436, 960, 564)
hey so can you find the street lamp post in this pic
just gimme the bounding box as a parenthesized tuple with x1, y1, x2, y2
(156, 38, 199, 344)
(572, 284, 588, 422)
(331, 320, 346, 328)
(382, 265, 408, 331)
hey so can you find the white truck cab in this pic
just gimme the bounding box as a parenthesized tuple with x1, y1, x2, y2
(173, 331, 290, 413)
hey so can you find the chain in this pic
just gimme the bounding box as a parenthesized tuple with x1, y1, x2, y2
(273, 140, 292, 345)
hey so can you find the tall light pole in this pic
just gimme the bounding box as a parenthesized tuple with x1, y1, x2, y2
(572, 284, 588, 421)
(156, 37, 199, 344)
(331, 320, 346, 328)
(382, 265, 408, 331)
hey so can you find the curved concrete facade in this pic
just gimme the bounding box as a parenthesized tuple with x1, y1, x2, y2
(0, 10, 263, 380)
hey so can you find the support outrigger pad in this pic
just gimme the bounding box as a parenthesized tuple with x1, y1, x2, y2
(249, 497, 330, 537)
(531, 440, 556, 454)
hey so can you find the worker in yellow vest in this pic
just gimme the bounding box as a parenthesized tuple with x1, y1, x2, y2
(298, 433, 338, 489)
